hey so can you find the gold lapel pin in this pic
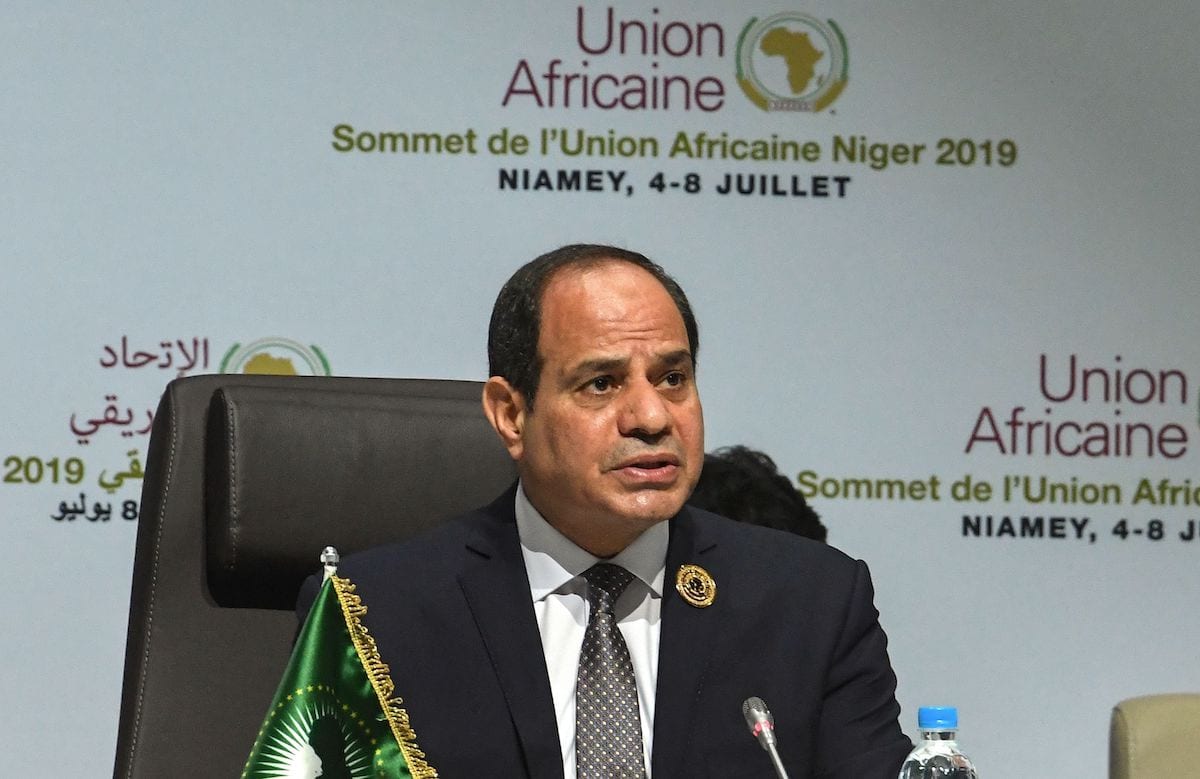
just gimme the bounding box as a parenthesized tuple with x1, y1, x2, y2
(675, 564, 716, 608)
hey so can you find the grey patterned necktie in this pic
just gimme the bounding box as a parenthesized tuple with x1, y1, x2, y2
(576, 563, 647, 778)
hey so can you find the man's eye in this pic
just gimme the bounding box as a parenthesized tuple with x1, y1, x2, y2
(588, 377, 612, 392)
(663, 371, 685, 387)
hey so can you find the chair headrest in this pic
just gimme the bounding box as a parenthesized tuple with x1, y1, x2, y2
(204, 379, 515, 609)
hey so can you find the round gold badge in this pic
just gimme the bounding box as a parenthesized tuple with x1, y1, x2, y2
(675, 564, 716, 608)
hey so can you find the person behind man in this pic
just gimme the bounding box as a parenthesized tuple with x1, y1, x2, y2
(688, 445, 828, 542)
(299, 244, 910, 777)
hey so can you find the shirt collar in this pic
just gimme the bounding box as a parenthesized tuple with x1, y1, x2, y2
(515, 481, 668, 602)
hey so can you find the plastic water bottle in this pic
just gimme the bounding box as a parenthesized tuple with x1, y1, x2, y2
(897, 706, 978, 778)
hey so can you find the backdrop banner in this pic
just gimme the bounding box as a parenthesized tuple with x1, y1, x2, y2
(5, 3, 1199, 776)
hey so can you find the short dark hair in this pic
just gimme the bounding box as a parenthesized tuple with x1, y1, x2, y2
(688, 445, 827, 542)
(487, 244, 699, 404)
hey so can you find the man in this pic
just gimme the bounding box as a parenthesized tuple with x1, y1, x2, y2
(299, 244, 911, 777)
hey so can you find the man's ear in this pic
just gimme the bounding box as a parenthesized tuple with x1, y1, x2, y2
(481, 376, 527, 460)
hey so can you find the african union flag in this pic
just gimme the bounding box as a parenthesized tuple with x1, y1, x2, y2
(243, 575, 437, 779)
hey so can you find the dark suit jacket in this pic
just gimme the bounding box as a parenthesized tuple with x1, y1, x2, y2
(298, 487, 911, 778)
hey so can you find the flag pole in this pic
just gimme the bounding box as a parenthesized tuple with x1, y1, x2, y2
(320, 545, 339, 581)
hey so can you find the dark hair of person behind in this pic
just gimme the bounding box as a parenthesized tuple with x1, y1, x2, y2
(487, 243, 699, 405)
(688, 445, 827, 542)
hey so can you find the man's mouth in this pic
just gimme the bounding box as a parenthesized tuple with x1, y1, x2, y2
(612, 454, 681, 483)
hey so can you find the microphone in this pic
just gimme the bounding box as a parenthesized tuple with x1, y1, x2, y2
(742, 696, 790, 779)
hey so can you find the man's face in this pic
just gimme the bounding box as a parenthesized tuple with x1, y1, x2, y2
(504, 260, 704, 555)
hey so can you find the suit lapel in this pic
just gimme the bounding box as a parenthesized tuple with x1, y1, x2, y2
(457, 494, 563, 779)
(651, 509, 723, 779)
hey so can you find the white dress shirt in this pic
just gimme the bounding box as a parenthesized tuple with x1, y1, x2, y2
(514, 483, 666, 779)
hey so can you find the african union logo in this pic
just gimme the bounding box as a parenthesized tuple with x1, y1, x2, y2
(220, 337, 332, 376)
(736, 12, 848, 112)
(245, 685, 377, 778)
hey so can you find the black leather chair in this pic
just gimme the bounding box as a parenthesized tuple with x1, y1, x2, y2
(112, 374, 516, 778)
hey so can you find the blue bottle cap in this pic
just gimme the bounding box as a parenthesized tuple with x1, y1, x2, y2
(917, 706, 958, 729)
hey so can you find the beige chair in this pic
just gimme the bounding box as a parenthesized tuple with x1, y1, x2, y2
(1110, 693, 1200, 778)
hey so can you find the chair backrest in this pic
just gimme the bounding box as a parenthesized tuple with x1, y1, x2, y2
(112, 374, 517, 779)
(1110, 693, 1200, 778)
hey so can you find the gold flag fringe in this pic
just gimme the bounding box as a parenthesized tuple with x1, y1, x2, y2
(331, 575, 440, 779)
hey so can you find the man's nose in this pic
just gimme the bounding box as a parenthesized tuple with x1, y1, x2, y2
(617, 379, 670, 439)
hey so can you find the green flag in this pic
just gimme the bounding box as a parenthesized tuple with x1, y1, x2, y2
(243, 575, 438, 779)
